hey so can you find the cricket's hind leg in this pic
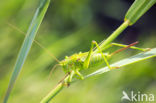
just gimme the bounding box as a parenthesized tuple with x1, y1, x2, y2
(102, 41, 150, 52)
(109, 41, 151, 57)
(83, 40, 112, 70)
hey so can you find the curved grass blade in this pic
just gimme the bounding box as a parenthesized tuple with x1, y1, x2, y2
(86, 48, 156, 78)
(3, 0, 50, 103)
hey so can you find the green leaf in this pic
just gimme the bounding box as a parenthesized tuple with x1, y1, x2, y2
(125, 0, 156, 25)
(3, 0, 50, 103)
(86, 48, 156, 78)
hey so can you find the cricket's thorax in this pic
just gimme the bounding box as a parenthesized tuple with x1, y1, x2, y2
(60, 52, 109, 73)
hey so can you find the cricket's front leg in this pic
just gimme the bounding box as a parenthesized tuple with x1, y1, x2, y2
(65, 69, 84, 85)
(75, 69, 84, 80)
(67, 71, 75, 84)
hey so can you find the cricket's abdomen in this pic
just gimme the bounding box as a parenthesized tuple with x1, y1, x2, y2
(88, 53, 109, 68)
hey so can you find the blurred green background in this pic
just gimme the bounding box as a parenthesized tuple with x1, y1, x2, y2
(0, 0, 156, 103)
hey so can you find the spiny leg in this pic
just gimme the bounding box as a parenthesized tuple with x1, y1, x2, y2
(102, 41, 150, 52)
(112, 42, 150, 51)
(109, 41, 150, 57)
(110, 41, 138, 57)
(83, 40, 111, 70)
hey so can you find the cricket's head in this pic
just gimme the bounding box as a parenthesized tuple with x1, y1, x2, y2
(59, 53, 84, 73)
(59, 56, 75, 72)
(60, 56, 70, 66)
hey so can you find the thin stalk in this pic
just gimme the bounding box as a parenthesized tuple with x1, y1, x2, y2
(40, 83, 64, 103)
(94, 20, 130, 53)
(40, 75, 69, 103)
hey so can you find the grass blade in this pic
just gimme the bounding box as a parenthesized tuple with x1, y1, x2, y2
(3, 0, 50, 103)
(125, 0, 156, 25)
(86, 48, 156, 78)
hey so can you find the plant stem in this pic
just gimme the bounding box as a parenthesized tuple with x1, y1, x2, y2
(94, 20, 130, 53)
(40, 75, 70, 103)
(40, 82, 64, 103)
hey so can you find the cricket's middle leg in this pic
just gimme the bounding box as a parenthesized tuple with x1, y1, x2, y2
(68, 71, 75, 83)
(75, 69, 84, 80)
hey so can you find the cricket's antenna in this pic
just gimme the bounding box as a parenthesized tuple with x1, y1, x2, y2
(6, 22, 60, 63)
(110, 41, 139, 56)
(48, 64, 60, 80)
